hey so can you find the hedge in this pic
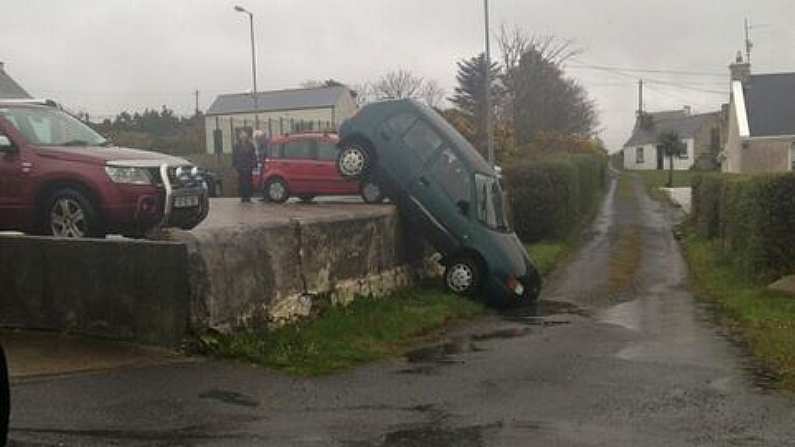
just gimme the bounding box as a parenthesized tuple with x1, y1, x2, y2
(691, 172, 795, 281)
(503, 154, 607, 243)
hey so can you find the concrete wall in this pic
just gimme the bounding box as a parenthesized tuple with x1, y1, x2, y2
(165, 206, 433, 330)
(0, 236, 190, 346)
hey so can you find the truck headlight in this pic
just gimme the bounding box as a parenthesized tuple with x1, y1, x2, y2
(104, 166, 152, 185)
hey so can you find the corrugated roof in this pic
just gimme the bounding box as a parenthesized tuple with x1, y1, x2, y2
(206, 86, 349, 116)
(624, 110, 718, 147)
(745, 73, 795, 137)
(0, 66, 31, 99)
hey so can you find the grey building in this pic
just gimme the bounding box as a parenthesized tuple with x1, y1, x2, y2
(722, 54, 795, 173)
(204, 86, 357, 154)
(0, 62, 31, 99)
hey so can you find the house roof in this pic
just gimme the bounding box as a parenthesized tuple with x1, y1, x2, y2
(0, 65, 31, 99)
(744, 73, 795, 137)
(206, 86, 349, 116)
(624, 110, 718, 147)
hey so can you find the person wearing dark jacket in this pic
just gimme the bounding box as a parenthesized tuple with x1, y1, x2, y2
(232, 130, 257, 203)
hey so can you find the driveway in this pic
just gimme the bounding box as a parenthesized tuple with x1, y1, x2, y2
(7, 174, 795, 446)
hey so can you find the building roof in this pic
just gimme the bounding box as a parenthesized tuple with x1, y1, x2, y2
(0, 63, 32, 99)
(206, 86, 349, 116)
(744, 73, 795, 137)
(624, 110, 718, 147)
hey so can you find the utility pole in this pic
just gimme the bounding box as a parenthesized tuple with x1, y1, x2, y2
(744, 18, 753, 64)
(484, 0, 494, 167)
(235, 5, 259, 129)
(637, 79, 643, 116)
(194, 89, 200, 115)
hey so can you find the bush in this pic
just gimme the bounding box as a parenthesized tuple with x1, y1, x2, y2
(503, 154, 607, 243)
(691, 172, 795, 281)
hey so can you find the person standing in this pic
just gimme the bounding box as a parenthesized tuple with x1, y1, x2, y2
(252, 130, 270, 202)
(232, 130, 257, 203)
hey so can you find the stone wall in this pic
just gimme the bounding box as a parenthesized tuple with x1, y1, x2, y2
(0, 236, 190, 346)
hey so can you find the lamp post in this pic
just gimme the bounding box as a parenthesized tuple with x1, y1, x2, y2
(234, 5, 258, 128)
(483, 0, 494, 167)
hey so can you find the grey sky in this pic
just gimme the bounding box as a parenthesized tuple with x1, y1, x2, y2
(2, 1, 793, 150)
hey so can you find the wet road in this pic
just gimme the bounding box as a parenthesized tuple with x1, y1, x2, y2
(8, 174, 795, 446)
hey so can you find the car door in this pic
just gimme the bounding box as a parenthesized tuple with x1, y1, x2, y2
(0, 118, 27, 230)
(316, 138, 356, 194)
(396, 118, 465, 254)
(281, 138, 316, 194)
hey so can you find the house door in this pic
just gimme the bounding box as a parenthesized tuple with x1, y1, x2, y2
(656, 145, 664, 170)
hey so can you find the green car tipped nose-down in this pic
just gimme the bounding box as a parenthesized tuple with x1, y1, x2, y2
(337, 99, 541, 307)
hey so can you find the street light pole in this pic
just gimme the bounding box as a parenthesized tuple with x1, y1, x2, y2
(483, 0, 494, 167)
(235, 5, 258, 129)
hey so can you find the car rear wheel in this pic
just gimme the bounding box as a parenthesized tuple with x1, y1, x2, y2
(444, 257, 481, 296)
(360, 179, 384, 204)
(265, 178, 289, 204)
(44, 188, 104, 238)
(337, 143, 370, 179)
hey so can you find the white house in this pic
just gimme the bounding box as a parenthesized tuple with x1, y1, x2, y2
(204, 85, 357, 154)
(622, 109, 721, 171)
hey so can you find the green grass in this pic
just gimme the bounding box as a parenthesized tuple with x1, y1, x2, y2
(635, 170, 700, 189)
(526, 240, 571, 276)
(684, 235, 795, 391)
(202, 287, 485, 376)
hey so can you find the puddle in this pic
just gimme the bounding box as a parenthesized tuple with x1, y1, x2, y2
(499, 300, 588, 326)
(198, 389, 259, 408)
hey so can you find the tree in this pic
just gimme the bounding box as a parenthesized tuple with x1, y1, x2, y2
(449, 53, 502, 156)
(373, 69, 425, 100)
(657, 131, 686, 187)
(421, 79, 446, 110)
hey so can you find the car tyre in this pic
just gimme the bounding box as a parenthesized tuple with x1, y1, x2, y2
(444, 257, 481, 296)
(265, 177, 289, 204)
(43, 188, 104, 238)
(337, 142, 370, 179)
(360, 179, 385, 204)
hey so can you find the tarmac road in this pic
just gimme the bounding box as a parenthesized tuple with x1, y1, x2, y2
(7, 173, 795, 446)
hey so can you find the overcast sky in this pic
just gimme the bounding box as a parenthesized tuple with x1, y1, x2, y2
(2, 0, 794, 150)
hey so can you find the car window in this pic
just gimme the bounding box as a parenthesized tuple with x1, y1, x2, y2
(475, 173, 510, 232)
(383, 113, 416, 137)
(317, 141, 339, 161)
(402, 119, 443, 163)
(283, 140, 315, 160)
(430, 147, 471, 206)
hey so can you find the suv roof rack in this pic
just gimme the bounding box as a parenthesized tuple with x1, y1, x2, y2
(0, 98, 61, 108)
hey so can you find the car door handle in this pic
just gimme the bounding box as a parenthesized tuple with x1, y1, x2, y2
(419, 176, 430, 187)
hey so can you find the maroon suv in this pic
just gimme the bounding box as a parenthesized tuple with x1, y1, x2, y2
(0, 100, 208, 238)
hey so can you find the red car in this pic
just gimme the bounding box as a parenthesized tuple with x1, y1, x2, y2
(256, 133, 384, 204)
(0, 99, 209, 238)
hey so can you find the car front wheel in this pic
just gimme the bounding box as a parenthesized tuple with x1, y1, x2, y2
(337, 143, 369, 179)
(44, 188, 104, 238)
(265, 178, 289, 204)
(444, 257, 481, 296)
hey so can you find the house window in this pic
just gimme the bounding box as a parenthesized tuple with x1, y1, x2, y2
(636, 147, 644, 163)
(679, 142, 689, 159)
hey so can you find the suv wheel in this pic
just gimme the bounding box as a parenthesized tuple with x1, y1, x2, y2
(44, 188, 103, 238)
(361, 180, 384, 204)
(337, 143, 369, 179)
(444, 257, 481, 296)
(265, 178, 289, 204)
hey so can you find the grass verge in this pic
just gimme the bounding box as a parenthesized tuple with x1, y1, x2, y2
(526, 240, 571, 276)
(202, 287, 485, 376)
(636, 170, 699, 204)
(684, 234, 795, 391)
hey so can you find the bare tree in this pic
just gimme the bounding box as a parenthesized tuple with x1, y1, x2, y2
(421, 80, 446, 109)
(349, 82, 375, 107)
(373, 69, 425, 100)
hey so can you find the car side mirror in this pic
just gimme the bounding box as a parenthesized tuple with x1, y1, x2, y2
(457, 200, 470, 216)
(0, 135, 15, 153)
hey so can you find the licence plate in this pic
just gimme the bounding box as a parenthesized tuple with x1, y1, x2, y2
(174, 195, 200, 208)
